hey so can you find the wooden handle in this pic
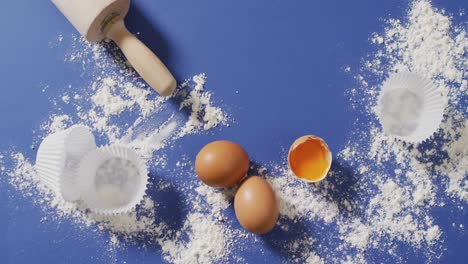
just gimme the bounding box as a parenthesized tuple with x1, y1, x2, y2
(106, 19, 176, 96)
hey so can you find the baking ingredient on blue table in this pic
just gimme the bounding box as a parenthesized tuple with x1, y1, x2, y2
(177, 74, 227, 138)
(195, 140, 250, 188)
(234, 176, 279, 234)
(288, 135, 332, 182)
(0, 0, 466, 263)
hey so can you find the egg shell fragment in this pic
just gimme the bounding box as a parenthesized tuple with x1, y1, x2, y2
(288, 135, 332, 183)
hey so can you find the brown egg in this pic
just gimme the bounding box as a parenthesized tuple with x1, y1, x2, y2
(234, 176, 279, 234)
(195, 140, 250, 188)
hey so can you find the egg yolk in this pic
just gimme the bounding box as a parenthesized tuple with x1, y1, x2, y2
(289, 137, 331, 181)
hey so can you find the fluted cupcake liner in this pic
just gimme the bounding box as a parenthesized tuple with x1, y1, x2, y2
(76, 145, 148, 215)
(35, 125, 96, 201)
(376, 72, 446, 143)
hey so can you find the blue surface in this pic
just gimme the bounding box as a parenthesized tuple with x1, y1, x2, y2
(0, 0, 466, 263)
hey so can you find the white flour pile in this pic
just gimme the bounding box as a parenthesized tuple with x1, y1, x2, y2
(1, 0, 466, 263)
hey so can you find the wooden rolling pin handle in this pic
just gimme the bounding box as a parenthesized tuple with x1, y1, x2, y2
(106, 19, 177, 96)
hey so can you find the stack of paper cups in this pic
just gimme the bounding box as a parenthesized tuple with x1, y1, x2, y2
(35, 126, 148, 214)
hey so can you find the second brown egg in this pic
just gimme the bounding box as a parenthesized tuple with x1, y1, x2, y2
(234, 176, 279, 234)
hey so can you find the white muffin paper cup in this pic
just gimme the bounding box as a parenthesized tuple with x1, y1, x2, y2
(77, 145, 148, 215)
(376, 72, 446, 144)
(35, 125, 96, 202)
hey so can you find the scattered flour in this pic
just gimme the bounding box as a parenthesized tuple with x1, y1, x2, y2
(158, 212, 232, 264)
(62, 94, 70, 104)
(1, 0, 466, 263)
(426, 225, 442, 243)
(177, 74, 227, 137)
(119, 119, 179, 159)
(266, 170, 339, 224)
(438, 122, 468, 200)
(45, 114, 71, 134)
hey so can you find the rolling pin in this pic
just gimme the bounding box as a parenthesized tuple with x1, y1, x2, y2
(52, 0, 177, 96)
